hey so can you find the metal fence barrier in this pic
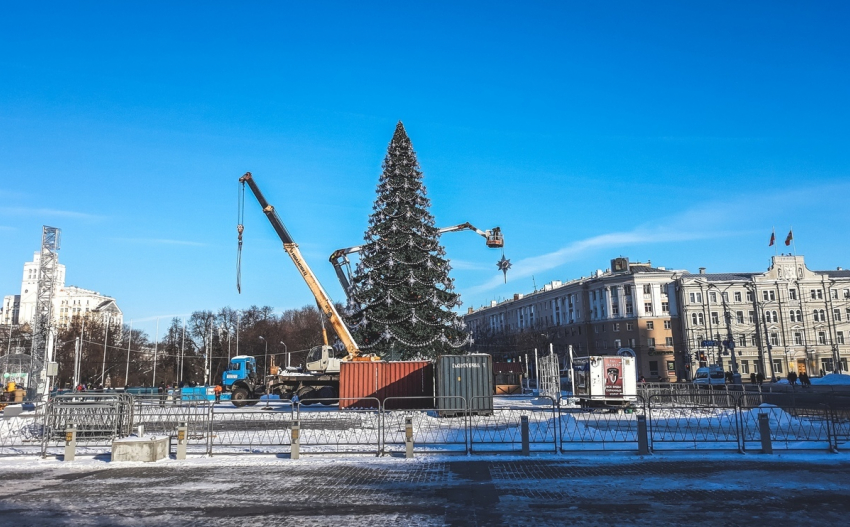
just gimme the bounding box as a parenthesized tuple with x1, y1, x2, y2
(383, 396, 468, 455)
(470, 396, 557, 453)
(295, 398, 381, 456)
(2, 392, 849, 458)
(559, 397, 646, 452)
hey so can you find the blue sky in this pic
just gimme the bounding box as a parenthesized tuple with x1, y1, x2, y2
(1, 1, 848, 338)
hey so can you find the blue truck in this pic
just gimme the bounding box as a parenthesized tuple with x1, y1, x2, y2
(222, 348, 344, 407)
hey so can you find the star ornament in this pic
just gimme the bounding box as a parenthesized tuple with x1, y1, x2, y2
(497, 254, 512, 283)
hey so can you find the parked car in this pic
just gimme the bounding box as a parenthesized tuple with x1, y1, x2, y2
(693, 365, 726, 388)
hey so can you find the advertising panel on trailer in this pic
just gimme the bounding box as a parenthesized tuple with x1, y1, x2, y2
(571, 355, 637, 407)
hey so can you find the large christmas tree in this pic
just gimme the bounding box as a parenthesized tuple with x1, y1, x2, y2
(345, 122, 469, 359)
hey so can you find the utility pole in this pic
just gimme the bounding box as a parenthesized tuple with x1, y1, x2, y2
(124, 321, 132, 388)
(100, 314, 110, 386)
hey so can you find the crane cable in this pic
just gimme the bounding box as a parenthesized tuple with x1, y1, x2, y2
(236, 181, 245, 293)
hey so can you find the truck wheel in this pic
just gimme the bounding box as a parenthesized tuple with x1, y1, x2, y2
(231, 388, 249, 407)
(317, 386, 336, 404)
(297, 387, 317, 405)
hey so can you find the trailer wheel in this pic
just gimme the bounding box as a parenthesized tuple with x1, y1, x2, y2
(296, 386, 317, 405)
(231, 388, 249, 407)
(317, 386, 336, 404)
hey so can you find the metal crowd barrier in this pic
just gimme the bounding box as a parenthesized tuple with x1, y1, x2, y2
(2, 392, 849, 458)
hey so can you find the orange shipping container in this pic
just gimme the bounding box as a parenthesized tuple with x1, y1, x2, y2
(339, 361, 433, 409)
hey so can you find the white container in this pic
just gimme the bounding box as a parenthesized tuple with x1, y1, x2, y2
(571, 356, 637, 405)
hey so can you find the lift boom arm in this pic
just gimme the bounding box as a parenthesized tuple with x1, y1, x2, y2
(239, 172, 361, 355)
(329, 222, 503, 295)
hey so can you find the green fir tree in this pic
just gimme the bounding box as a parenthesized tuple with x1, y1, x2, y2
(345, 122, 469, 359)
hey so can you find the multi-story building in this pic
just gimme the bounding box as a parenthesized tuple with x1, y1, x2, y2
(1, 251, 122, 329)
(464, 258, 689, 382)
(678, 255, 850, 378)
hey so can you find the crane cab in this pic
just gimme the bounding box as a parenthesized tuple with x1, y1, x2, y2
(306, 345, 345, 374)
(485, 227, 504, 248)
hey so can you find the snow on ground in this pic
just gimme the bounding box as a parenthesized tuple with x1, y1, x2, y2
(774, 373, 850, 385)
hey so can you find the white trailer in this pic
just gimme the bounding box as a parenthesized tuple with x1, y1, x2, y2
(571, 355, 637, 406)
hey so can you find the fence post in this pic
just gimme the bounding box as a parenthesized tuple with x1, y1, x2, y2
(206, 403, 214, 456)
(637, 415, 649, 455)
(291, 420, 300, 460)
(405, 416, 414, 458)
(176, 422, 187, 460)
(64, 425, 77, 461)
(521, 415, 530, 456)
(758, 412, 773, 454)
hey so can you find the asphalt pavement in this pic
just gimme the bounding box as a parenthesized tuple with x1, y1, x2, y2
(0, 454, 848, 526)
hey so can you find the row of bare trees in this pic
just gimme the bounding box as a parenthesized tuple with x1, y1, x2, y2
(39, 304, 329, 389)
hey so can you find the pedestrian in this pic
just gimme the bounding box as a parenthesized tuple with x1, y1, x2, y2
(756, 372, 765, 386)
(788, 371, 797, 385)
(214, 384, 222, 403)
(639, 376, 646, 383)
(158, 382, 166, 407)
(725, 371, 733, 384)
(800, 372, 810, 387)
(750, 372, 757, 384)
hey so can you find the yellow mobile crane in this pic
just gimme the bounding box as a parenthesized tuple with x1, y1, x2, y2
(229, 172, 377, 406)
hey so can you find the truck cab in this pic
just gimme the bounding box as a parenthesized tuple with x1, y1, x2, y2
(305, 345, 345, 374)
(223, 356, 257, 389)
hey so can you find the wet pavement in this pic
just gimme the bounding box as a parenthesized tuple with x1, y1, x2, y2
(0, 455, 848, 526)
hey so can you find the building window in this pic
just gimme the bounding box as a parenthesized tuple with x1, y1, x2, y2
(789, 289, 797, 300)
(646, 321, 654, 330)
(770, 332, 779, 345)
(834, 309, 841, 321)
(818, 331, 827, 345)
(738, 334, 747, 347)
(649, 361, 659, 376)
(734, 292, 742, 302)
(837, 331, 845, 344)
(810, 289, 823, 300)
(610, 286, 618, 296)
(626, 323, 634, 331)
(773, 359, 783, 374)
(664, 320, 672, 329)
(614, 339, 621, 348)
(626, 304, 633, 315)
(822, 358, 834, 373)
(644, 303, 653, 314)
(709, 292, 717, 303)
(594, 325, 599, 334)
(661, 301, 669, 313)
(613, 323, 620, 332)
(661, 286, 668, 297)
(643, 284, 652, 294)
(647, 337, 656, 347)
(748, 310, 755, 323)
(665, 337, 673, 346)
(736, 311, 744, 324)
(831, 289, 839, 299)
(763, 290, 775, 301)
(741, 360, 750, 374)
(711, 312, 719, 325)
(689, 292, 702, 303)
(612, 304, 619, 316)
(628, 338, 636, 347)
(794, 332, 803, 345)
(624, 285, 632, 296)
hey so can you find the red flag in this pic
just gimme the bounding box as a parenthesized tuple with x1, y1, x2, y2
(785, 229, 793, 246)
(769, 231, 775, 246)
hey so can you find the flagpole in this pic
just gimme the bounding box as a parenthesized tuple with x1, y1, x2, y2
(773, 227, 777, 256)
(791, 226, 797, 257)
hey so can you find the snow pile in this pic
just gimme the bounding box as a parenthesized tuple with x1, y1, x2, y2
(811, 373, 850, 386)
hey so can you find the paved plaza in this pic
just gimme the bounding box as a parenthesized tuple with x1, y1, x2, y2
(0, 454, 848, 526)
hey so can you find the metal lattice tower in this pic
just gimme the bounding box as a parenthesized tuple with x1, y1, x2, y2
(30, 226, 61, 391)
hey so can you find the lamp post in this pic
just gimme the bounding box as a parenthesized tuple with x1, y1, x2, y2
(280, 341, 288, 369)
(259, 336, 270, 410)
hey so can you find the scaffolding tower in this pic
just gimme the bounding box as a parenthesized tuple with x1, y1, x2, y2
(30, 226, 60, 394)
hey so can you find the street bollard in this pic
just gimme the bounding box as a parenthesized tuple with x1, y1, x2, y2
(521, 415, 530, 456)
(291, 421, 300, 460)
(64, 425, 77, 462)
(759, 413, 773, 454)
(637, 415, 650, 455)
(137, 424, 145, 437)
(176, 422, 187, 460)
(405, 417, 414, 458)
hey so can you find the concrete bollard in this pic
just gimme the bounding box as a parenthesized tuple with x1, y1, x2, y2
(759, 413, 773, 454)
(291, 421, 300, 460)
(405, 417, 414, 458)
(521, 415, 530, 456)
(137, 424, 145, 437)
(176, 422, 187, 460)
(637, 415, 650, 456)
(64, 425, 77, 462)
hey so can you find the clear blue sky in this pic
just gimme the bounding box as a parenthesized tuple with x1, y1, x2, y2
(2, 1, 848, 339)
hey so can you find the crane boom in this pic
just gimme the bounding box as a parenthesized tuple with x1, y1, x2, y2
(329, 222, 504, 296)
(238, 172, 361, 356)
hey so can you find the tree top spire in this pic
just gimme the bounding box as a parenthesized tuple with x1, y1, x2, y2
(393, 121, 408, 142)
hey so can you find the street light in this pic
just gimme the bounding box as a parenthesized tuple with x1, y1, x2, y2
(258, 336, 271, 410)
(279, 341, 288, 369)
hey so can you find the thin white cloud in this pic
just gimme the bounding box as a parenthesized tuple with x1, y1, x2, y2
(112, 238, 207, 247)
(449, 259, 492, 271)
(0, 206, 103, 220)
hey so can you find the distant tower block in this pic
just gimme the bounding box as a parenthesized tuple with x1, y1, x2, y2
(30, 226, 60, 392)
